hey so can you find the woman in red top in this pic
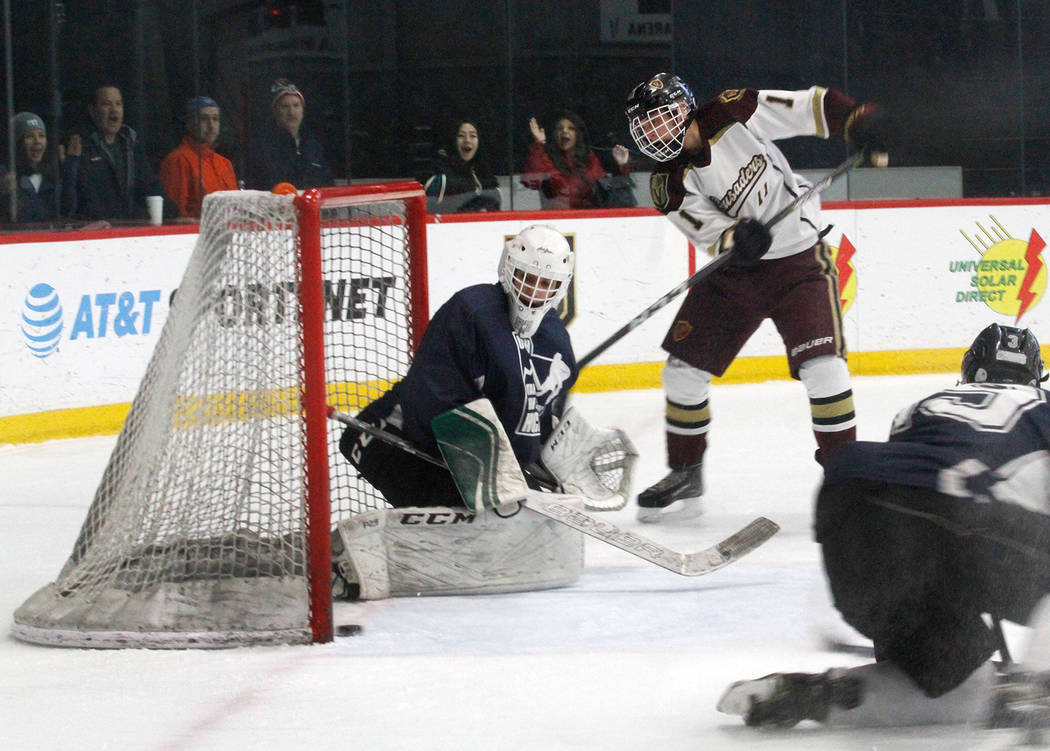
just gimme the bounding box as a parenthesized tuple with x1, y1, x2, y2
(521, 110, 630, 209)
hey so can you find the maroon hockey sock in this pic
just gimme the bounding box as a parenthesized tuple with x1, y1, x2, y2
(667, 431, 707, 469)
(814, 426, 856, 465)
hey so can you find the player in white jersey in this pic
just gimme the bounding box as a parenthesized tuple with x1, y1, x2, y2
(624, 73, 886, 522)
(719, 324, 1050, 729)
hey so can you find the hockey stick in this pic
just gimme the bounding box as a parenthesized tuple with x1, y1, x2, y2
(576, 148, 868, 369)
(327, 406, 442, 467)
(522, 497, 779, 576)
(764, 147, 868, 230)
(329, 406, 779, 576)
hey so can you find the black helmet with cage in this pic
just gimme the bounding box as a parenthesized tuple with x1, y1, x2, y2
(625, 73, 697, 162)
(961, 323, 1046, 386)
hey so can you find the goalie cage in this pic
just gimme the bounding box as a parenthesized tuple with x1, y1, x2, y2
(12, 183, 429, 648)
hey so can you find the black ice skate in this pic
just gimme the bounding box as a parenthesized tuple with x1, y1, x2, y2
(636, 463, 703, 523)
(717, 669, 863, 728)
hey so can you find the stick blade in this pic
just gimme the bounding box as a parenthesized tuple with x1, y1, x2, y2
(717, 516, 780, 559)
(681, 517, 780, 576)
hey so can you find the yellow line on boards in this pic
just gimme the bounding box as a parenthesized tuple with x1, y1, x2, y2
(2, 346, 1042, 445)
(0, 403, 132, 445)
(573, 347, 975, 392)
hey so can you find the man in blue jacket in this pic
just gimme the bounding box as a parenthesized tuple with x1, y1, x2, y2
(75, 84, 170, 222)
(247, 78, 333, 191)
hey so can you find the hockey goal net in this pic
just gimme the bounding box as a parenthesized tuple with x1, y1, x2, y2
(12, 183, 428, 648)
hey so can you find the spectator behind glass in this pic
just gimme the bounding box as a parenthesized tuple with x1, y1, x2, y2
(520, 110, 630, 209)
(424, 120, 502, 212)
(159, 96, 238, 218)
(0, 112, 79, 223)
(247, 78, 333, 190)
(75, 84, 172, 222)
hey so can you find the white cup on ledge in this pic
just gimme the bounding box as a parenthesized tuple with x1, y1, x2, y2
(146, 195, 163, 226)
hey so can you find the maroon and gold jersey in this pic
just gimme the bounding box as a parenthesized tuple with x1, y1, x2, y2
(650, 86, 856, 263)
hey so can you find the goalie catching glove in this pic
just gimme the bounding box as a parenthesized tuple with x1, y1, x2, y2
(538, 406, 639, 511)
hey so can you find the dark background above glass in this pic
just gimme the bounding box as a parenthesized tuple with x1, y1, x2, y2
(4, 0, 1048, 211)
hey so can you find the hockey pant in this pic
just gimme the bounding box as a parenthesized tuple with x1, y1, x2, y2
(816, 478, 1050, 697)
(339, 406, 462, 508)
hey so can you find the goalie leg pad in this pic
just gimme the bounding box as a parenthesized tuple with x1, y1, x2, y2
(334, 511, 391, 600)
(334, 505, 583, 600)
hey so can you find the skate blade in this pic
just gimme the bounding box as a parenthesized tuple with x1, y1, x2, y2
(717, 675, 779, 716)
(636, 496, 703, 523)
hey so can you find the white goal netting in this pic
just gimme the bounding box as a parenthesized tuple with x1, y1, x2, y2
(13, 186, 425, 648)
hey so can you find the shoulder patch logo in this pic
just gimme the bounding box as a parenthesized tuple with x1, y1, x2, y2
(650, 172, 669, 208)
(719, 89, 746, 103)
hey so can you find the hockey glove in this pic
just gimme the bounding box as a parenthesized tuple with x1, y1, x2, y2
(540, 406, 638, 511)
(844, 103, 889, 167)
(723, 218, 771, 265)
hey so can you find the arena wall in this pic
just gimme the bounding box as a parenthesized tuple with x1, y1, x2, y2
(2, 197, 1049, 442)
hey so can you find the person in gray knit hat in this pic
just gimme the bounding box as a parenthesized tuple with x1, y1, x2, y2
(1, 112, 80, 222)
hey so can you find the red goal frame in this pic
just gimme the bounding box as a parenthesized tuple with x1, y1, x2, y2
(297, 182, 429, 642)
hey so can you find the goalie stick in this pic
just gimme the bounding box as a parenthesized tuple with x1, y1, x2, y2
(328, 406, 779, 577)
(576, 148, 868, 369)
(522, 498, 779, 576)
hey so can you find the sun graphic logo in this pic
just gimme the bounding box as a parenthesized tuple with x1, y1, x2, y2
(829, 236, 858, 314)
(954, 217, 1046, 323)
(21, 283, 64, 358)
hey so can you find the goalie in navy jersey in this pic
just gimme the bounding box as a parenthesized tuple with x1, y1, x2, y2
(719, 323, 1050, 729)
(623, 73, 886, 523)
(334, 226, 637, 600)
(340, 224, 578, 508)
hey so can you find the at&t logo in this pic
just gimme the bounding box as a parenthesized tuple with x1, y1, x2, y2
(19, 283, 163, 359)
(21, 283, 64, 358)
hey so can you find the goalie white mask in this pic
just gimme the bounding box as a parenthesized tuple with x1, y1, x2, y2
(499, 225, 574, 338)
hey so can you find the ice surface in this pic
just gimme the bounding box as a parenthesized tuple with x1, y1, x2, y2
(0, 375, 1037, 750)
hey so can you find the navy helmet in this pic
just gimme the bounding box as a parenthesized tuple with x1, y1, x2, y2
(961, 323, 1045, 386)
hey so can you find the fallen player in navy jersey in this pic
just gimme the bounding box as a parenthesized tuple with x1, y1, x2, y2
(719, 323, 1050, 729)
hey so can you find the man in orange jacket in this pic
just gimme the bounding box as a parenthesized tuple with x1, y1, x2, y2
(160, 96, 238, 218)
